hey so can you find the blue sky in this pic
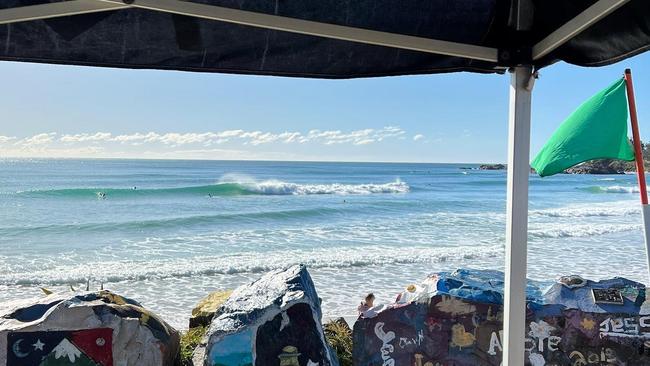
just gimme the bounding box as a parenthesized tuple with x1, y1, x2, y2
(0, 51, 648, 163)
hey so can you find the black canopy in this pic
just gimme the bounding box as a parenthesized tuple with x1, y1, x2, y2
(2, 2, 648, 364)
(0, 0, 648, 78)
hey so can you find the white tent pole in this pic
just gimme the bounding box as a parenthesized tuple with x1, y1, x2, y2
(502, 65, 533, 366)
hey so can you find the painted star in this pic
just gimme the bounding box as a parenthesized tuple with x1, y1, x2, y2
(32, 339, 44, 351)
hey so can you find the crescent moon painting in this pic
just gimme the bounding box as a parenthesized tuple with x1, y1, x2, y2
(12, 339, 30, 358)
(6, 328, 113, 366)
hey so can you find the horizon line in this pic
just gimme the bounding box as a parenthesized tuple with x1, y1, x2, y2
(0, 155, 503, 165)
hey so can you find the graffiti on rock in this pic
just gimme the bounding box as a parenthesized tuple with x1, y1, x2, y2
(7, 328, 113, 366)
(353, 269, 650, 365)
(202, 265, 338, 366)
(450, 324, 475, 349)
(211, 329, 253, 366)
(435, 296, 476, 317)
(373, 322, 395, 366)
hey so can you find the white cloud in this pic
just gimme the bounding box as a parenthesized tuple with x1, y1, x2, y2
(17, 132, 56, 147)
(301, 126, 404, 146)
(3, 126, 410, 159)
(413, 134, 424, 141)
(60, 132, 112, 143)
(72, 127, 408, 147)
(0, 135, 16, 144)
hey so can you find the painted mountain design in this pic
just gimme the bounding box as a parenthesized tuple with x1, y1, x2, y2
(7, 328, 112, 366)
(40, 339, 97, 366)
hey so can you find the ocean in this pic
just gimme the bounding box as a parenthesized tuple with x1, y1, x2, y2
(0, 158, 646, 330)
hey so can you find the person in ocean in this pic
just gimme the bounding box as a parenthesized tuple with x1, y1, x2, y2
(357, 293, 375, 317)
(98, 192, 106, 199)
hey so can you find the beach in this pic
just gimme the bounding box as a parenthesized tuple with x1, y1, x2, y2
(0, 158, 647, 330)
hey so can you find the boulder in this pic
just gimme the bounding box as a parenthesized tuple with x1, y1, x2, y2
(478, 164, 506, 170)
(195, 265, 339, 366)
(0, 290, 180, 366)
(189, 290, 233, 329)
(353, 269, 650, 366)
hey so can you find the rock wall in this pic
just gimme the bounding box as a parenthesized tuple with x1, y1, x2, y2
(0, 290, 179, 366)
(196, 264, 339, 366)
(353, 269, 650, 366)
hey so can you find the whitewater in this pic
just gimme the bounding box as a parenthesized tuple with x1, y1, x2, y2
(0, 159, 647, 329)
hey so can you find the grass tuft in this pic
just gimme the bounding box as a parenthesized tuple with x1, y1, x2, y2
(178, 326, 207, 366)
(324, 319, 353, 366)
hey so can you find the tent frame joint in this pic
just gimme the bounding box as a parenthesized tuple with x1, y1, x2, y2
(498, 47, 533, 67)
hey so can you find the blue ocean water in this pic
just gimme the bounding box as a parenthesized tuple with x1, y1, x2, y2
(0, 159, 646, 329)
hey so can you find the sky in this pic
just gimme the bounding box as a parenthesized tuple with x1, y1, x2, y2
(0, 51, 648, 163)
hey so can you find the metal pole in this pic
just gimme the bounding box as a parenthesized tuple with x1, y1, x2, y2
(503, 65, 533, 366)
(0, 0, 128, 25)
(624, 69, 650, 282)
(98, 0, 499, 63)
(532, 0, 630, 60)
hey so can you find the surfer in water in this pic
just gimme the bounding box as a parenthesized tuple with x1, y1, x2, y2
(98, 192, 107, 200)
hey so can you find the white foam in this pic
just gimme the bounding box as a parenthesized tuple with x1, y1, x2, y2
(595, 185, 639, 193)
(0, 244, 502, 286)
(218, 174, 409, 195)
(530, 201, 638, 218)
(529, 223, 641, 239)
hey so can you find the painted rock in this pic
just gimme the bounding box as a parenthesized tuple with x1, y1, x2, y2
(195, 265, 339, 366)
(0, 290, 180, 366)
(190, 290, 233, 329)
(352, 269, 650, 366)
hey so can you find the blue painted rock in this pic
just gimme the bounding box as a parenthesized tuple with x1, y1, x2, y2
(0, 290, 180, 366)
(352, 269, 650, 366)
(195, 265, 339, 366)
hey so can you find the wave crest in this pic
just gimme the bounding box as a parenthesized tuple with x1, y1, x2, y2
(584, 185, 639, 194)
(239, 179, 409, 195)
(531, 202, 638, 218)
(0, 244, 500, 286)
(529, 223, 640, 239)
(16, 178, 409, 198)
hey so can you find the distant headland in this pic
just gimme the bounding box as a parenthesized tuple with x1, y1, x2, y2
(473, 141, 650, 174)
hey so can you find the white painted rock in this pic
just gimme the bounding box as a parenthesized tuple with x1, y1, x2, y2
(196, 264, 339, 366)
(0, 290, 180, 366)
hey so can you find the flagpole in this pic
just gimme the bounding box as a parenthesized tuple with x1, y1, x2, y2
(623, 68, 650, 282)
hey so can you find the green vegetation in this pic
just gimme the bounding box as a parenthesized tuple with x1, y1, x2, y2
(324, 319, 353, 366)
(561, 141, 650, 174)
(178, 326, 207, 366)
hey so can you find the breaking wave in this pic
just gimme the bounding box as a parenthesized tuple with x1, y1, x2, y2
(530, 202, 638, 218)
(529, 223, 641, 239)
(0, 244, 502, 286)
(16, 178, 409, 198)
(583, 185, 639, 193)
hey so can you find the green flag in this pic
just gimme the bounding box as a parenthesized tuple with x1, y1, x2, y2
(531, 78, 635, 177)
